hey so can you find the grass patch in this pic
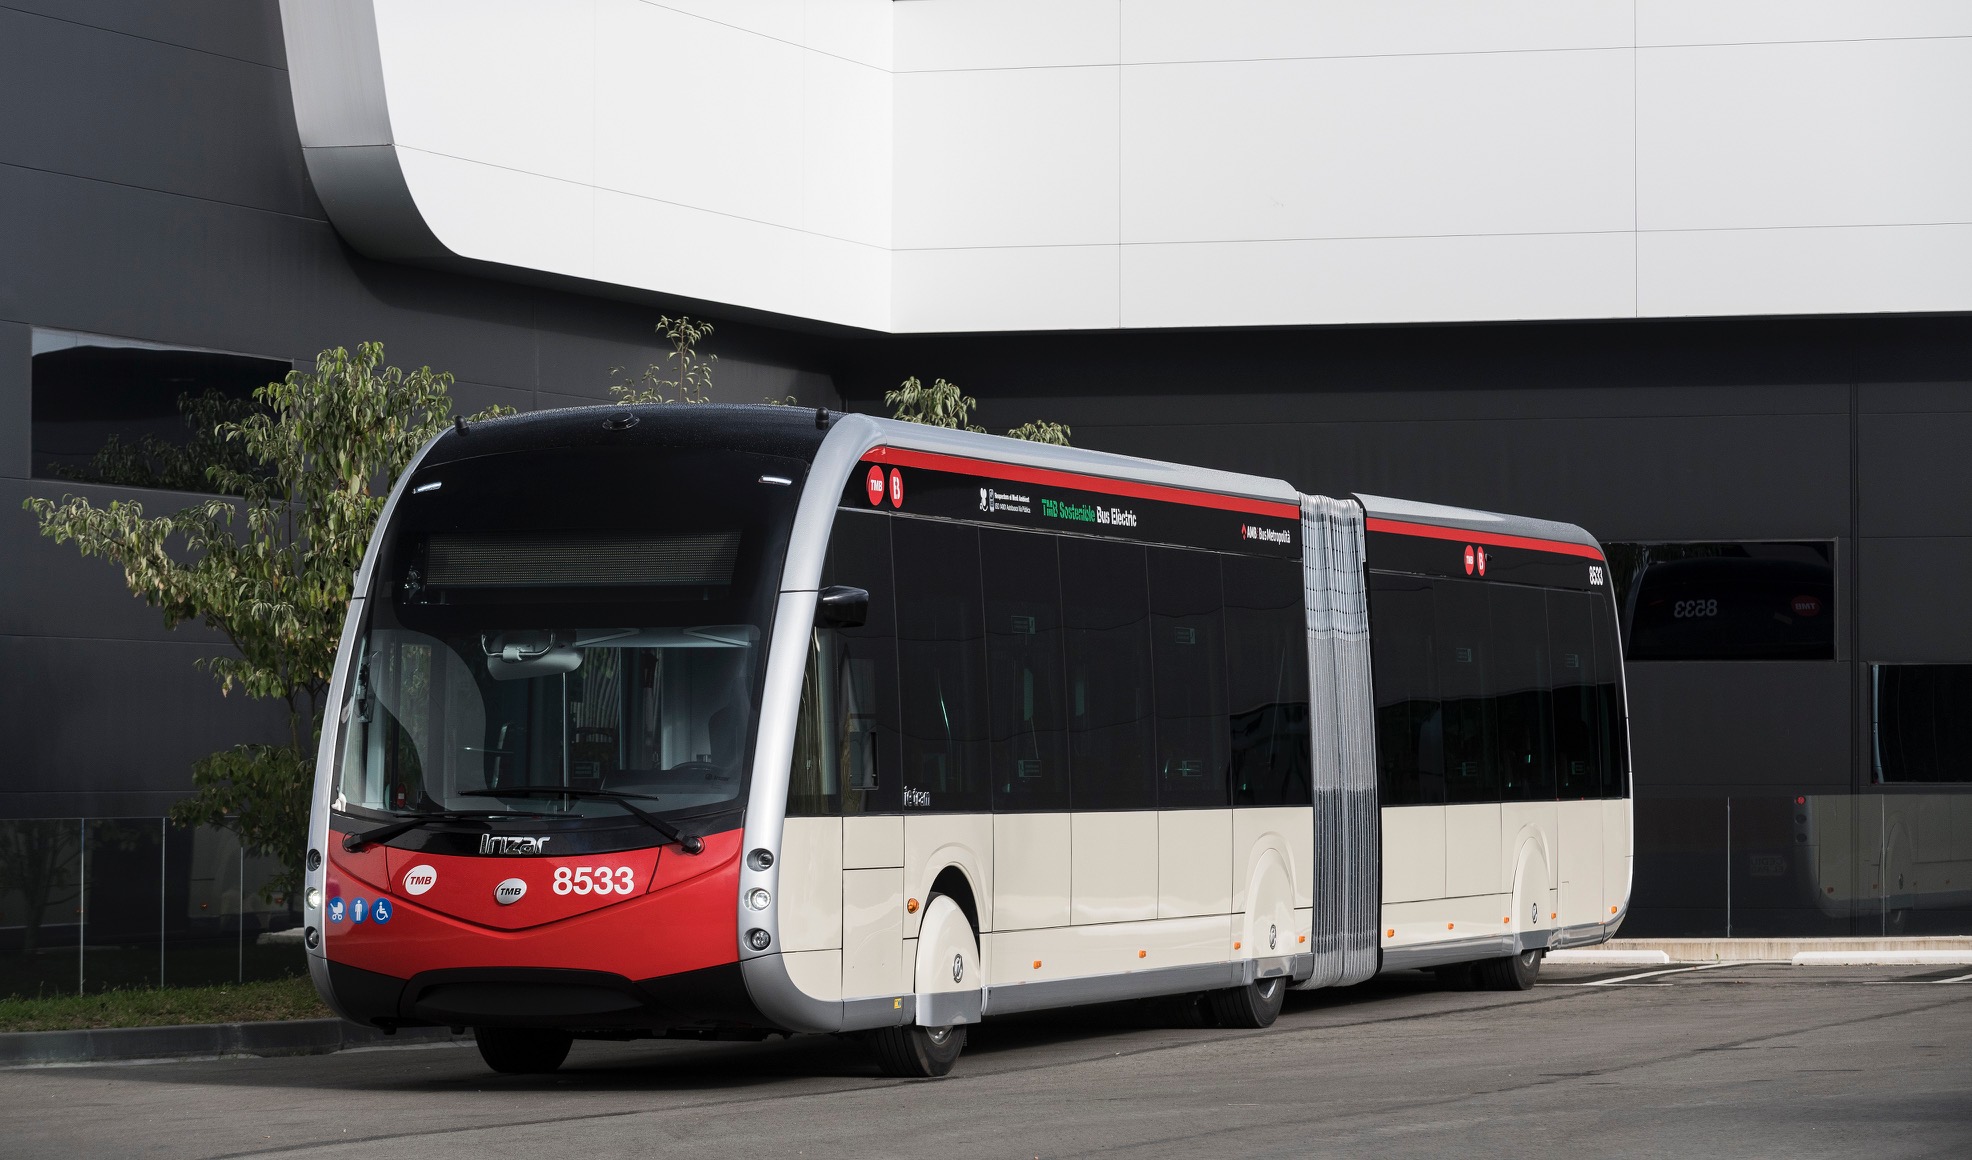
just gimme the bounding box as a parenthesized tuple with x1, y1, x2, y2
(0, 975, 329, 1033)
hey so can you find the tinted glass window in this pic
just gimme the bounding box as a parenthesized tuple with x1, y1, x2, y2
(1590, 603, 1627, 798)
(790, 512, 901, 816)
(892, 519, 991, 811)
(1873, 664, 1972, 784)
(1061, 539, 1157, 810)
(1224, 556, 1312, 807)
(1369, 572, 1444, 806)
(1608, 541, 1834, 660)
(1547, 590, 1604, 800)
(1435, 579, 1498, 804)
(1489, 586, 1554, 801)
(982, 530, 1070, 811)
(31, 329, 288, 491)
(1149, 548, 1230, 809)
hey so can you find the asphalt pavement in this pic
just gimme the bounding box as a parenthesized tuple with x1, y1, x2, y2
(3, 962, 1967, 1159)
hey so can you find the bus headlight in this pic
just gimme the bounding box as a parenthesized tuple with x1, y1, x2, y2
(304, 927, 320, 950)
(746, 928, 772, 951)
(305, 887, 322, 910)
(747, 848, 774, 871)
(746, 888, 771, 911)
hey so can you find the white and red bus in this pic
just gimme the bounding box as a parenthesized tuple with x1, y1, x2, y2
(305, 405, 1632, 1076)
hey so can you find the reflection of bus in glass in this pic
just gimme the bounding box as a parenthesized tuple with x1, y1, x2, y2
(1621, 545, 1834, 660)
(304, 407, 1631, 1077)
(1795, 793, 1972, 933)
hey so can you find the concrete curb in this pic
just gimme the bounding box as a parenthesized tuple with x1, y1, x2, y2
(1601, 937, 1972, 963)
(1545, 950, 1673, 966)
(1791, 950, 1972, 967)
(0, 1019, 470, 1068)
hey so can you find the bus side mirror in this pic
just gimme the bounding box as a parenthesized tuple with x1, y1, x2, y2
(816, 585, 869, 629)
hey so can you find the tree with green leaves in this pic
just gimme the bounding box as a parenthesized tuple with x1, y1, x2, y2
(23, 344, 509, 896)
(885, 376, 1071, 445)
(610, 315, 718, 404)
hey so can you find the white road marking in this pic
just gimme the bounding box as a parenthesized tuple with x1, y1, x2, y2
(1574, 962, 1739, 987)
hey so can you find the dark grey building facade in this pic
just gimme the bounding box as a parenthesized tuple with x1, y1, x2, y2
(3, 3, 1968, 994)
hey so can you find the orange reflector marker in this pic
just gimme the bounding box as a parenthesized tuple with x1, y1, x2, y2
(1138, 950, 1147, 958)
(1234, 940, 1242, 950)
(1447, 923, 1455, 930)
(1502, 917, 1509, 924)
(1032, 960, 1042, 969)
(1550, 911, 1557, 920)
(906, 898, 919, 914)
(1298, 935, 1306, 944)
(1611, 905, 1618, 914)
(1385, 928, 1395, 938)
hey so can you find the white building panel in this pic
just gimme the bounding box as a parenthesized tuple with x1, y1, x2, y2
(1121, 0, 1632, 63)
(892, 66, 1120, 250)
(1639, 38, 1972, 232)
(893, 245, 1119, 332)
(1121, 51, 1633, 243)
(895, 0, 1118, 72)
(1121, 232, 1637, 329)
(284, 0, 1972, 333)
(1638, 0, 1972, 46)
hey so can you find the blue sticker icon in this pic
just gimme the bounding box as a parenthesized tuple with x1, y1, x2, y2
(350, 897, 367, 924)
(371, 898, 392, 925)
(326, 897, 345, 924)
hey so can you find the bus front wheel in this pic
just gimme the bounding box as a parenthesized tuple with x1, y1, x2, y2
(1207, 975, 1286, 1029)
(869, 1023, 966, 1078)
(475, 1026, 574, 1074)
(1474, 949, 1543, 991)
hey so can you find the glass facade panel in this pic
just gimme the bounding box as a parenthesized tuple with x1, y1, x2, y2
(81, 819, 164, 992)
(1607, 541, 1835, 661)
(162, 824, 244, 988)
(1873, 664, 1972, 784)
(0, 820, 83, 999)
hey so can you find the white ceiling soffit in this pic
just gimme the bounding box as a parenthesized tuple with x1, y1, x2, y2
(281, 1, 1972, 334)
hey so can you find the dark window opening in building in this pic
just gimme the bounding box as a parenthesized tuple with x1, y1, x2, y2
(31, 330, 289, 493)
(1873, 664, 1972, 784)
(1606, 541, 1834, 661)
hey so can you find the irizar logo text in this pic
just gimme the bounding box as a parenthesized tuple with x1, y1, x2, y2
(480, 834, 551, 855)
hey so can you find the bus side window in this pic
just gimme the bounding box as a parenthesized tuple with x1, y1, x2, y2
(1368, 572, 1443, 806)
(982, 529, 1070, 811)
(1149, 547, 1231, 809)
(1225, 555, 1312, 807)
(892, 518, 991, 812)
(1061, 538, 1157, 810)
(1547, 590, 1603, 800)
(1434, 578, 1499, 804)
(1590, 599, 1627, 799)
(789, 511, 901, 816)
(1488, 584, 1555, 801)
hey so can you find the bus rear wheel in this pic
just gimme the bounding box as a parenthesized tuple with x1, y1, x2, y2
(869, 1023, 966, 1078)
(475, 1026, 574, 1074)
(1474, 949, 1543, 991)
(1207, 975, 1286, 1029)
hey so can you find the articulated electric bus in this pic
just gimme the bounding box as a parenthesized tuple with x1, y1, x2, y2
(305, 405, 1632, 1077)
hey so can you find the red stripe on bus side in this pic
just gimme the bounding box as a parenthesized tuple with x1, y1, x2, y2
(862, 447, 1301, 519)
(1366, 517, 1605, 561)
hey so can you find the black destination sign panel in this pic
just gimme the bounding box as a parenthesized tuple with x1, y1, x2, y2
(841, 452, 1300, 560)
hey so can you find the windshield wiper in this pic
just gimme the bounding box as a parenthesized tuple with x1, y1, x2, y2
(342, 810, 548, 853)
(459, 788, 705, 854)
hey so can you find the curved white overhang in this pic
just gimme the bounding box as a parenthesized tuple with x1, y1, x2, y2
(280, 2, 1972, 335)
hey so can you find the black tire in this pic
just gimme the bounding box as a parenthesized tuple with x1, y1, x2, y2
(475, 1026, 574, 1074)
(869, 1023, 966, 1078)
(1474, 949, 1543, 992)
(1207, 975, 1287, 1029)
(1431, 963, 1478, 990)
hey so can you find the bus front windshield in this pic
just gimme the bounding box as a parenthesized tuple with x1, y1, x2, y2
(335, 624, 759, 820)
